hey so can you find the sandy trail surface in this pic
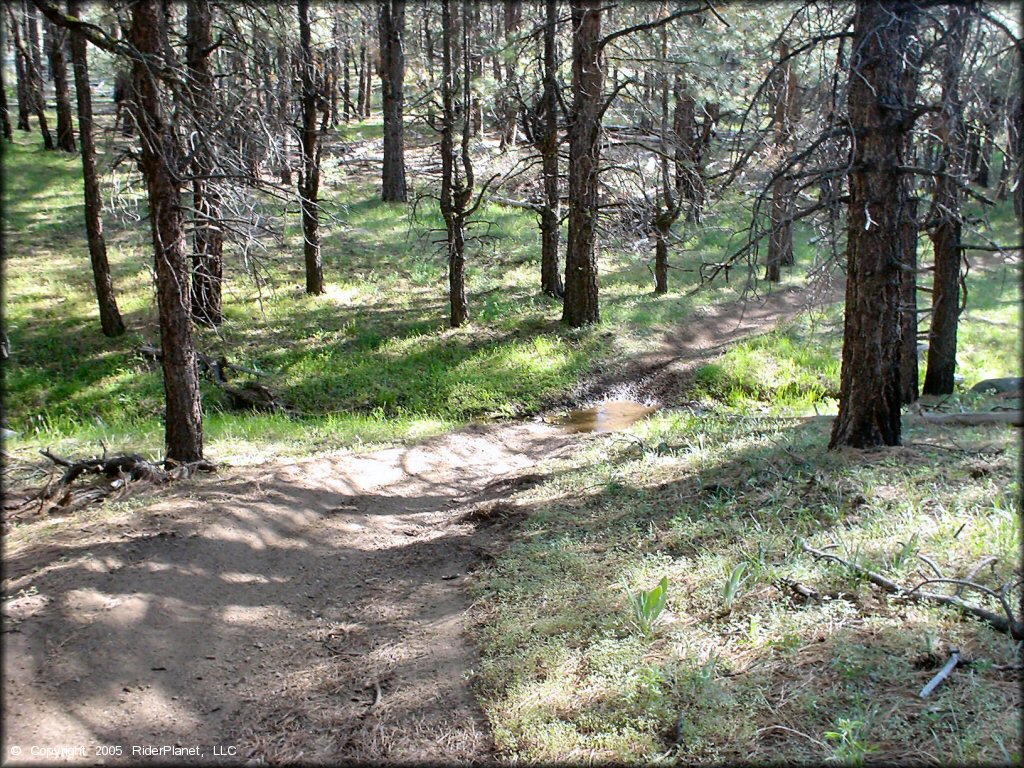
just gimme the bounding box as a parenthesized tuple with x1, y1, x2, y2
(4, 423, 576, 764)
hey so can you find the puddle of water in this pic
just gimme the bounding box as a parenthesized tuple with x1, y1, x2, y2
(556, 400, 659, 434)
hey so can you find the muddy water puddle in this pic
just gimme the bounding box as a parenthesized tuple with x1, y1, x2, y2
(554, 400, 659, 433)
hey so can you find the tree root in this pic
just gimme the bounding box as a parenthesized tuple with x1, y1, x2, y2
(801, 541, 1024, 640)
(12, 449, 217, 518)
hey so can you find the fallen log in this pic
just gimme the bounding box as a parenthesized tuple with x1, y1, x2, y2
(970, 377, 1023, 395)
(136, 345, 291, 413)
(916, 410, 1023, 426)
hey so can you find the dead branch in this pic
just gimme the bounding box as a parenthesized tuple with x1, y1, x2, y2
(909, 404, 1023, 426)
(19, 449, 217, 517)
(801, 541, 1023, 640)
(136, 345, 292, 414)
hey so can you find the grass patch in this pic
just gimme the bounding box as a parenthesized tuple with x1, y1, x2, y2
(471, 409, 1022, 763)
(2, 121, 756, 464)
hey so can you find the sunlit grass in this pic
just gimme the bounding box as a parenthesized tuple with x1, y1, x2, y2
(471, 408, 1022, 763)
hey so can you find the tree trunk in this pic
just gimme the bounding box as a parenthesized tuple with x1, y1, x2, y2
(44, 19, 75, 151)
(186, 0, 224, 327)
(277, 43, 292, 185)
(499, 0, 521, 149)
(298, 0, 325, 295)
(0, 11, 13, 141)
(922, 5, 969, 397)
(766, 41, 796, 281)
(22, 0, 52, 149)
(830, 0, 920, 450)
(562, 0, 602, 328)
(113, 67, 134, 137)
(539, 0, 562, 298)
(129, 0, 204, 463)
(357, 37, 368, 117)
(378, 0, 408, 202)
(654, 224, 670, 294)
(342, 41, 352, 122)
(898, 196, 919, 404)
(1013, 79, 1023, 224)
(13, 15, 31, 131)
(67, 0, 124, 338)
(650, 24, 682, 296)
(440, 0, 471, 327)
(468, 1, 482, 136)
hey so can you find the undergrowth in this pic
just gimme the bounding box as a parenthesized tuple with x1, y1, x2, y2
(470, 409, 1022, 763)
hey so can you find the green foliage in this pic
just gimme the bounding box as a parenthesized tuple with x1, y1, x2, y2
(722, 561, 747, 611)
(625, 575, 669, 636)
(824, 717, 877, 765)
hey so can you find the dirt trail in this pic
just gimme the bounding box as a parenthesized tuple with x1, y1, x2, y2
(573, 279, 843, 405)
(4, 423, 581, 763)
(2, 282, 822, 765)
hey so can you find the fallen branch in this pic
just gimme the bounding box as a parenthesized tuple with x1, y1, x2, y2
(919, 647, 960, 698)
(22, 449, 216, 516)
(800, 541, 1023, 640)
(909, 404, 1023, 426)
(136, 344, 264, 384)
(137, 345, 292, 414)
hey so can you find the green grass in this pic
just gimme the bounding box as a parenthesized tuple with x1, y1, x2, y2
(466, 210, 1021, 762)
(2, 118, 759, 464)
(470, 408, 1022, 764)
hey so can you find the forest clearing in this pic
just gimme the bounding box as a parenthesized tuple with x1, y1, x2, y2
(2, 0, 1022, 764)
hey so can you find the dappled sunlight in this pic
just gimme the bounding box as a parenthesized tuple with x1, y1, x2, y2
(471, 407, 1022, 762)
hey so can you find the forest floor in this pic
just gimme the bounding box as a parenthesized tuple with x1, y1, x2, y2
(2, 281, 814, 764)
(3, 119, 1020, 764)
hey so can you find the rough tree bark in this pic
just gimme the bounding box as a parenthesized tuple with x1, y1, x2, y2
(298, 0, 325, 295)
(439, 0, 471, 327)
(766, 40, 797, 282)
(922, 5, 970, 396)
(0, 11, 14, 141)
(129, 0, 204, 462)
(44, 18, 75, 151)
(539, 0, 563, 298)
(562, 0, 602, 327)
(67, 0, 124, 338)
(378, 0, 408, 202)
(830, 0, 921, 450)
(185, 0, 224, 326)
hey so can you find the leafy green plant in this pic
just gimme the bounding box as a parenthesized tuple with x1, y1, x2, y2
(892, 533, 919, 569)
(722, 561, 748, 611)
(824, 717, 876, 765)
(625, 576, 669, 637)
